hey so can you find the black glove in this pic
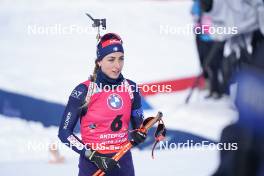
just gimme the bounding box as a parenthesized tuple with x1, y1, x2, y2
(131, 130, 147, 146)
(84, 149, 120, 172)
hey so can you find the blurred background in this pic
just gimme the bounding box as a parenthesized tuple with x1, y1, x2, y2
(0, 0, 263, 176)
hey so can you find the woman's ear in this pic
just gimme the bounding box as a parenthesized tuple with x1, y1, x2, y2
(97, 60, 101, 67)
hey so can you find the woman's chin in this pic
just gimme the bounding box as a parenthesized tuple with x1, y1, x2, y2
(110, 75, 119, 79)
(109, 73, 120, 79)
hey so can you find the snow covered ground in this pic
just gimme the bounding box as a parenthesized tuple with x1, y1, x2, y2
(0, 0, 238, 175)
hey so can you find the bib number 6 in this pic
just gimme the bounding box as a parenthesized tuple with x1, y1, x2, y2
(111, 115, 123, 131)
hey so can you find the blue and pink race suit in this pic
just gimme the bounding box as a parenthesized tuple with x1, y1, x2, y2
(58, 70, 144, 176)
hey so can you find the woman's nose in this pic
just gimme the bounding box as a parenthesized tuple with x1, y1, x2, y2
(114, 60, 121, 69)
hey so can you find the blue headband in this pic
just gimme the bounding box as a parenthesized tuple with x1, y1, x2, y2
(96, 33, 124, 61)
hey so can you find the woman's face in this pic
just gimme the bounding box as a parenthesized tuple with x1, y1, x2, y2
(98, 52, 124, 79)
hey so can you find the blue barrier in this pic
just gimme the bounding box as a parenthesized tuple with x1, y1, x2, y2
(0, 89, 65, 127)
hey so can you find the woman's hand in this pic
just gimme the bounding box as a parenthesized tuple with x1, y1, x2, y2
(131, 130, 147, 146)
(85, 149, 120, 172)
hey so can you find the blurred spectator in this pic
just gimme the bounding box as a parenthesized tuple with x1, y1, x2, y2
(213, 65, 264, 176)
(191, 0, 225, 99)
(203, 0, 264, 175)
(191, 0, 212, 77)
(205, 0, 264, 90)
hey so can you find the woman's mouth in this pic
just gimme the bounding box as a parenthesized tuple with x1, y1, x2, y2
(112, 70, 120, 75)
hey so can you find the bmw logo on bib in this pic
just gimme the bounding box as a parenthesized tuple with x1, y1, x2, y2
(107, 94, 123, 110)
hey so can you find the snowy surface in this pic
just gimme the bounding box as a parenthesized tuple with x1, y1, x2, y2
(0, 0, 199, 103)
(0, 0, 238, 176)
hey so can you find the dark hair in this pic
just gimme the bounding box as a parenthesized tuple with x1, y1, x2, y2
(82, 60, 100, 109)
(89, 60, 100, 82)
